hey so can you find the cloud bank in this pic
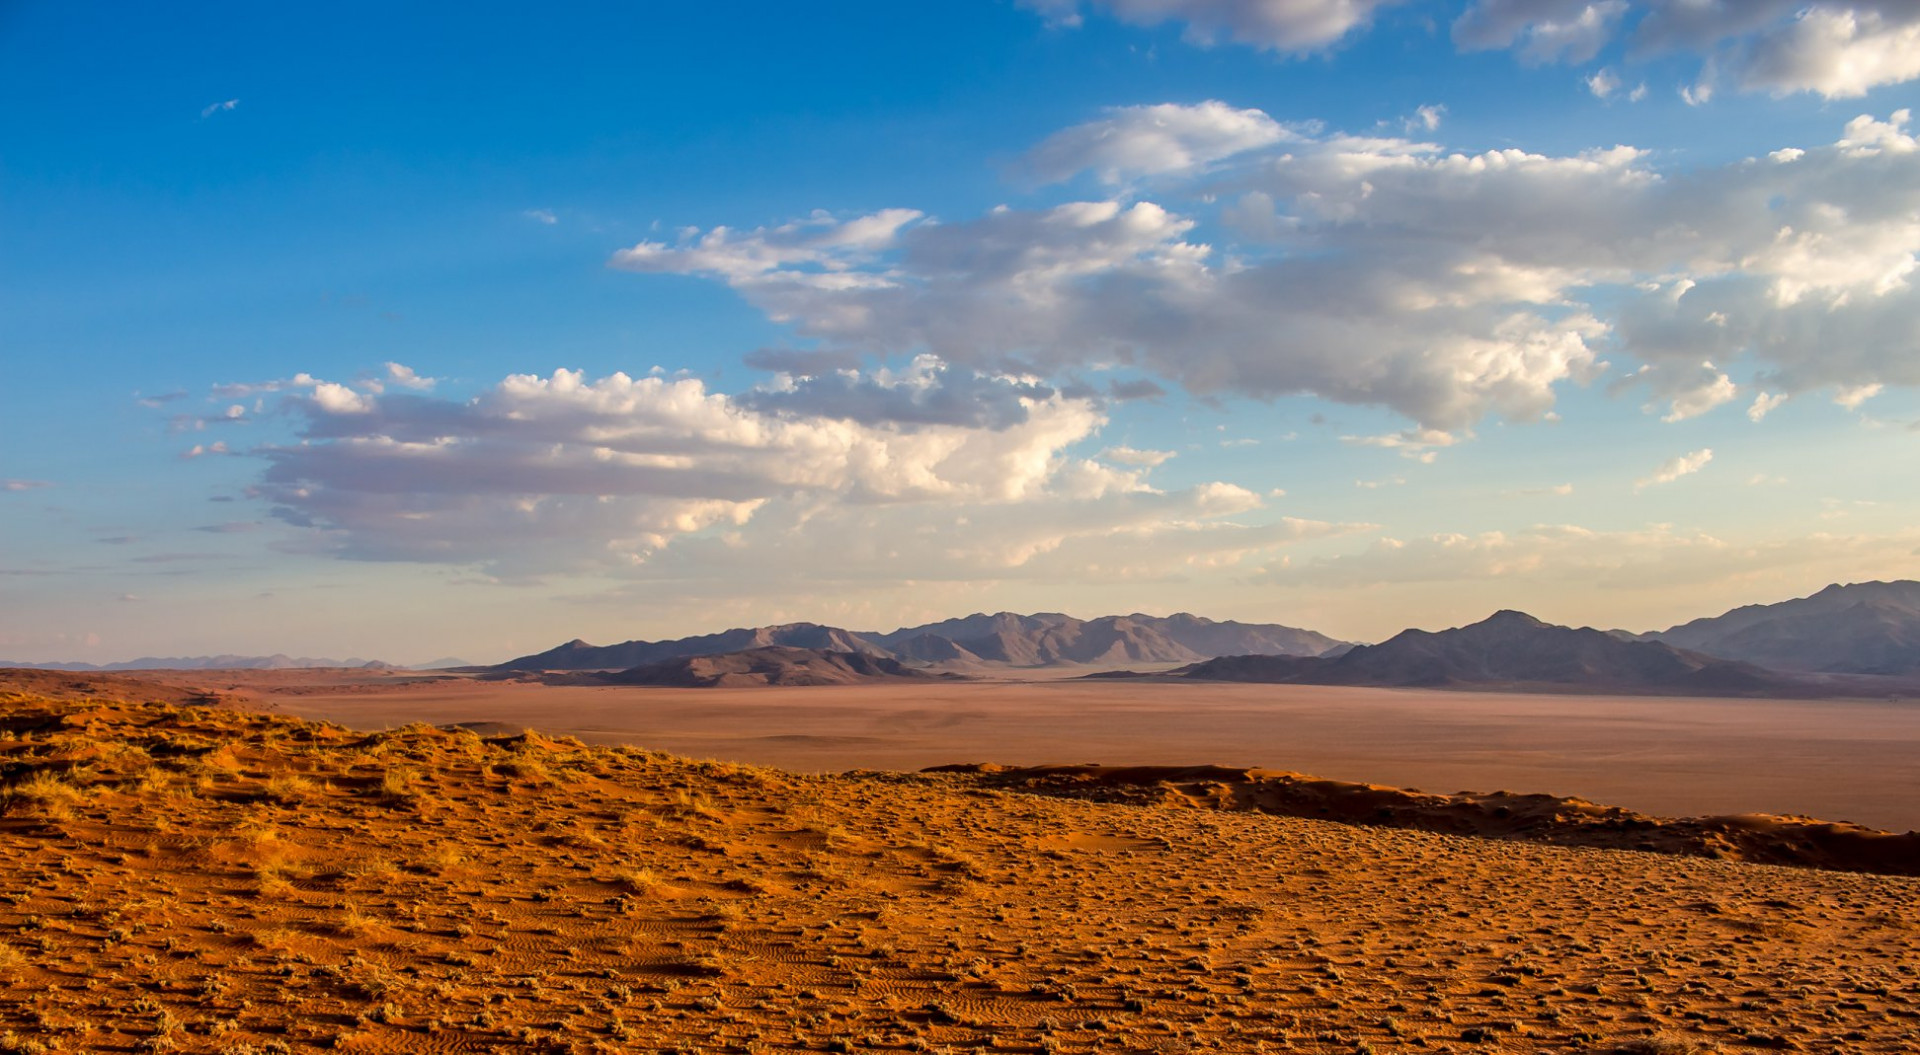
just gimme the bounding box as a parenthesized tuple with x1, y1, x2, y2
(615, 105, 1920, 431)
(1027, 0, 1920, 97)
(209, 365, 1346, 580)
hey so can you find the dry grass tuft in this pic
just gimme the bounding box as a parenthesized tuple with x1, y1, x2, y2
(1611, 1033, 1723, 1055)
(260, 773, 319, 804)
(0, 681, 1910, 1055)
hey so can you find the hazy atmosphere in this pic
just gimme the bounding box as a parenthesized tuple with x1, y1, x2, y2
(6, 1, 1920, 664)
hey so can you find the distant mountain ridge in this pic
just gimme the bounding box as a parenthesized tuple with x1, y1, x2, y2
(498, 612, 1347, 671)
(1172, 610, 1791, 695)
(0, 654, 394, 672)
(601, 647, 951, 688)
(1642, 580, 1920, 676)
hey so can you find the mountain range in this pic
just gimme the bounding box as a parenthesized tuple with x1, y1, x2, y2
(1163, 610, 1789, 695)
(497, 612, 1347, 671)
(7, 580, 1917, 687)
(598, 647, 951, 688)
(1639, 579, 1920, 675)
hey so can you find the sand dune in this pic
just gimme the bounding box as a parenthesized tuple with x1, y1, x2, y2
(3, 685, 1919, 1054)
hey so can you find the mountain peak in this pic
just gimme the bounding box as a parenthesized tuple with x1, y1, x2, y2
(1477, 610, 1549, 629)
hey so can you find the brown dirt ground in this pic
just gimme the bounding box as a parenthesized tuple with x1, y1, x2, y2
(2, 683, 1919, 1053)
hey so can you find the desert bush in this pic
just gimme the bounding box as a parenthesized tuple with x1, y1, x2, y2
(412, 847, 463, 875)
(4, 770, 85, 821)
(260, 774, 318, 804)
(496, 758, 552, 785)
(374, 766, 420, 803)
(616, 868, 665, 896)
(1611, 1033, 1721, 1055)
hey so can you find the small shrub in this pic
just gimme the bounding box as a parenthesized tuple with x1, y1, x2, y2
(261, 775, 318, 804)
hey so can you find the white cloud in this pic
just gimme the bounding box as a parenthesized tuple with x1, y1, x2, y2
(1022, 101, 1292, 185)
(200, 99, 238, 119)
(1656, 363, 1738, 422)
(382, 362, 436, 391)
(1340, 427, 1464, 460)
(1586, 65, 1621, 97)
(1636, 1, 1920, 99)
(1034, 1, 1920, 98)
(523, 209, 558, 225)
(1020, 0, 1411, 54)
(1454, 0, 1629, 64)
(182, 442, 231, 460)
(616, 109, 1920, 432)
(1834, 382, 1885, 410)
(1747, 391, 1788, 421)
(743, 355, 1061, 429)
(213, 364, 1331, 581)
(611, 208, 925, 286)
(1636, 447, 1712, 490)
(312, 382, 374, 415)
(2, 480, 52, 492)
(1099, 445, 1178, 466)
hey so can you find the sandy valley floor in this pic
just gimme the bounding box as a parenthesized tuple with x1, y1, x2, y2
(197, 673, 1920, 833)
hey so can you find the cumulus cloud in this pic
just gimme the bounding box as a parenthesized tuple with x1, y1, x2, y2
(1649, 362, 1738, 422)
(1454, 0, 1629, 64)
(1341, 427, 1464, 462)
(1020, 0, 1410, 53)
(619, 108, 1920, 431)
(1031, 1, 1920, 98)
(1455, 1, 1920, 98)
(1022, 101, 1292, 185)
(1636, 447, 1713, 489)
(741, 355, 1058, 429)
(1747, 391, 1789, 421)
(1099, 445, 1178, 466)
(1834, 382, 1885, 410)
(1635, 1, 1920, 99)
(204, 364, 1325, 580)
(611, 209, 925, 287)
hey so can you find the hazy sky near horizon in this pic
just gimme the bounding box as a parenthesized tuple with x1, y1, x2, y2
(5, 1, 1920, 663)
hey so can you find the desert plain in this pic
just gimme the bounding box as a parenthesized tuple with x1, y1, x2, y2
(131, 667, 1920, 833)
(1, 667, 1918, 1054)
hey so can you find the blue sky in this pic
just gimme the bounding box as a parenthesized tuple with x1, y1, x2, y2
(4, 1, 1919, 663)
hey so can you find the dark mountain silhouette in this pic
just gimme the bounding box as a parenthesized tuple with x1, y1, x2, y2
(497, 612, 1345, 671)
(600, 647, 949, 688)
(500, 623, 889, 671)
(1173, 610, 1787, 695)
(1645, 580, 1920, 675)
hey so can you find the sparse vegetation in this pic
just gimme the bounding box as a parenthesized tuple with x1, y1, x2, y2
(0, 680, 1910, 1055)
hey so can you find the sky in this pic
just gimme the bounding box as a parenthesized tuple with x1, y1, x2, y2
(4, 0, 1920, 664)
